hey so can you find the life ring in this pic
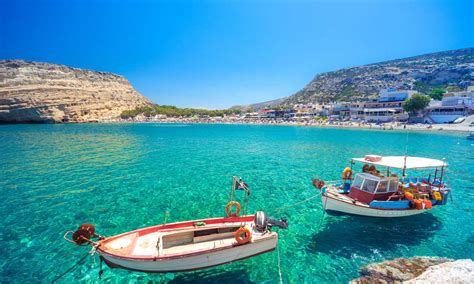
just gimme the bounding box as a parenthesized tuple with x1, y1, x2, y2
(225, 201, 241, 217)
(235, 227, 251, 244)
(342, 167, 352, 179)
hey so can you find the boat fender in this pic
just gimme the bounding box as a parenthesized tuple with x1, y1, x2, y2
(342, 168, 352, 180)
(225, 201, 241, 217)
(235, 227, 251, 245)
(433, 191, 442, 201)
(311, 179, 325, 189)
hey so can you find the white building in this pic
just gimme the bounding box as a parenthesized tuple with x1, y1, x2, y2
(349, 88, 414, 122)
(425, 87, 474, 123)
(378, 88, 416, 102)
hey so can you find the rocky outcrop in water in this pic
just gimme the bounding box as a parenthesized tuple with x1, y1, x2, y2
(0, 60, 152, 123)
(351, 257, 474, 283)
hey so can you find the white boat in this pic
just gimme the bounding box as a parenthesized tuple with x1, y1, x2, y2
(313, 155, 451, 218)
(64, 177, 288, 273)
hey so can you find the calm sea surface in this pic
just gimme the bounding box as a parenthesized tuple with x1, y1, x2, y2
(0, 123, 473, 283)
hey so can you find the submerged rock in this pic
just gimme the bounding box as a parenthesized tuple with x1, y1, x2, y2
(351, 257, 474, 283)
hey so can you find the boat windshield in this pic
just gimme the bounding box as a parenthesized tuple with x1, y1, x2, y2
(352, 175, 364, 189)
(352, 173, 398, 194)
(361, 178, 378, 194)
(375, 178, 398, 193)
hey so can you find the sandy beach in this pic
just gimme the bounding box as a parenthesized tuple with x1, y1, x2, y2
(115, 116, 474, 134)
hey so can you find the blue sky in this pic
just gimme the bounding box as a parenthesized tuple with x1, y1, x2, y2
(1, 0, 473, 109)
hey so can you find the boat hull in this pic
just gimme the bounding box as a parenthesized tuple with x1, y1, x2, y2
(99, 236, 277, 272)
(322, 195, 430, 218)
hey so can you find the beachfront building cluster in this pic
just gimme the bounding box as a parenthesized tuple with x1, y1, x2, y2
(248, 87, 473, 124)
(425, 87, 474, 123)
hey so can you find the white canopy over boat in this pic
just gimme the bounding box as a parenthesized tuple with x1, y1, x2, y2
(352, 155, 447, 169)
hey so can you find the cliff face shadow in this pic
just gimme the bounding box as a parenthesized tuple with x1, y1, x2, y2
(307, 213, 442, 258)
(170, 268, 255, 284)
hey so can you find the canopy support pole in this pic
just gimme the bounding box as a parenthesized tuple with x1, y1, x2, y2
(440, 166, 444, 183)
(402, 156, 407, 177)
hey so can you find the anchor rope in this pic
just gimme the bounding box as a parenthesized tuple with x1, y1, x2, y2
(277, 242, 283, 284)
(317, 191, 329, 230)
(51, 252, 90, 283)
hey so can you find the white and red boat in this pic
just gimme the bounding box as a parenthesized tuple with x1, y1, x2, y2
(64, 177, 288, 273)
(313, 155, 451, 218)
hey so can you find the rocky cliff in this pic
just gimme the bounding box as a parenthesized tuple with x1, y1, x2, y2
(0, 60, 152, 123)
(287, 48, 474, 105)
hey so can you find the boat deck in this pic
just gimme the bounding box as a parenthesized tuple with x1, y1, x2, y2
(99, 221, 260, 259)
(163, 237, 236, 256)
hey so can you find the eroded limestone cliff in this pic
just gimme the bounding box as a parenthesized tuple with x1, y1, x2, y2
(0, 60, 152, 123)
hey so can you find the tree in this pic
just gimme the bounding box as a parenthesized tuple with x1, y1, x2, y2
(429, 88, 445, 100)
(446, 85, 462, 92)
(402, 93, 431, 115)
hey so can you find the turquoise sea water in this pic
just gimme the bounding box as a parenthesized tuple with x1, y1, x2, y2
(0, 123, 473, 283)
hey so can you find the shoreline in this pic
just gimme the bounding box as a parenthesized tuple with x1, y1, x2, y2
(1, 117, 472, 134)
(109, 117, 473, 134)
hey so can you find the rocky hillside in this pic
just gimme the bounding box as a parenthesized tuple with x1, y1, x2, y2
(0, 60, 152, 123)
(248, 48, 474, 109)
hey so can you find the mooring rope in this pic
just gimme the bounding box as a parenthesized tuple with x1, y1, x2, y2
(277, 242, 283, 284)
(272, 190, 322, 213)
(51, 252, 90, 283)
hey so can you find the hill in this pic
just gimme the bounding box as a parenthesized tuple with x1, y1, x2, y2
(247, 48, 473, 109)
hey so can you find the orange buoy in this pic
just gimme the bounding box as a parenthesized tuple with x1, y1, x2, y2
(225, 201, 241, 217)
(235, 227, 251, 244)
(423, 200, 432, 209)
(404, 192, 414, 201)
(414, 199, 423, 210)
(342, 167, 353, 180)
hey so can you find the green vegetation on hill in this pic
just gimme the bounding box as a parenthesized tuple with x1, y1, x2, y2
(428, 88, 446, 100)
(121, 105, 241, 118)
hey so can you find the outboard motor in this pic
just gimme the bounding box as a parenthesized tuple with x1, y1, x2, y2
(254, 211, 288, 233)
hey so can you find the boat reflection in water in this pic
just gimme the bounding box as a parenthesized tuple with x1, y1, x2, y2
(307, 214, 442, 258)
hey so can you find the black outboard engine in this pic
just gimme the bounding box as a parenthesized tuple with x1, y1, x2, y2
(254, 211, 288, 233)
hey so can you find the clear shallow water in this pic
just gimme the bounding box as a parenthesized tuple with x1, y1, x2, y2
(0, 123, 473, 283)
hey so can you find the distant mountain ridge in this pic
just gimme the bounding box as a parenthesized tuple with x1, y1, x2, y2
(244, 48, 474, 110)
